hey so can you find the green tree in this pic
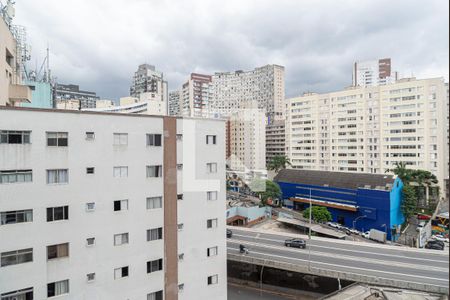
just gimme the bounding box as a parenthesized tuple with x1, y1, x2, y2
(303, 206, 332, 223)
(401, 184, 417, 220)
(386, 162, 413, 183)
(267, 155, 292, 173)
(253, 180, 282, 206)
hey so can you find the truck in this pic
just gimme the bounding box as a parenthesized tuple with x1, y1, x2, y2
(369, 229, 387, 243)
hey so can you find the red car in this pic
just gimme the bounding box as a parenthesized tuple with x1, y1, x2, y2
(417, 213, 431, 220)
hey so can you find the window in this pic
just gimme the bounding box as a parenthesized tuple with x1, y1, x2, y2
(178, 253, 184, 261)
(0, 209, 32, 225)
(146, 134, 162, 146)
(47, 279, 69, 297)
(176, 134, 183, 141)
(86, 167, 95, 174)
(1, 248, 33, 267)
(86, 202, 95, 211)
(207, 218, 218, 229)
(178, 284, 184, 293)
(146, 165, 162, 178)
(206, 135, 217, 145)
(113, 166, 128, 178)
(87, 273, 95, 282)
(147, 290, 163, 300)
(46, 169, 68, 184)
(206, 163, 217, 173)
(46, 132, 68, 146)
(114, 266, 129, 279)
(147, 197, 162, 209)
(114, 200, 128, 211)
(208, 275, 218, 285)
(114, 233, 129, 246)
(147, 227, 163, 241)
(0, 130, 31, 144)
(177, 194, 183, 200)
(47, 206, 69, 222)
(0, 170, 32, 184)
(207, 246, 218, 257)
(147, 258, 163, 273)
(177, 164, 183, 170)
(86, 238, 95, 246)
(113, 133, 128, 145)
(85, 132, 95, 140)
(177, 223, 184, 231)
(47, 243, 69, 260)
(1, 287, 33, 300)
(207, 191, 218, 201)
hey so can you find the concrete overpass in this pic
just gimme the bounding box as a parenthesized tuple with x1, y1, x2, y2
(227, 227, 449, 295)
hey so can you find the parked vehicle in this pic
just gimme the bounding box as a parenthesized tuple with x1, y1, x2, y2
(226, 229, 233, 238)
(327, 222, 341, 229)
(369, 229, 387, 243)
(417, 213, 431, 220)
(284, 238, 307, 249)
(349, 228, 360, 235)
(425, 241, 445, 251)
(431, 235, 449, 243)
(361, 231, 370, 238)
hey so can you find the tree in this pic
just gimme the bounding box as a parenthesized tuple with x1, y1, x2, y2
(303, 206, 332, 223)
(401, 185, 417, 220)
(387, 162, 412, 183)
(267, 155, 292, 173)
(253, 180, 282, 206)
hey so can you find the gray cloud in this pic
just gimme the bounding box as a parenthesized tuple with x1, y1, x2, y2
(14, 0, 449, 100)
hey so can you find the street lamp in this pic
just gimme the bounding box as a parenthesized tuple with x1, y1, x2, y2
(353, 215, 367, 230)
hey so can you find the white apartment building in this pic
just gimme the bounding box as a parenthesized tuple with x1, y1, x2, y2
(0, 107, 227, 300)
(130, 64, 168, 115)
(266, 120, 286, 165)
(228, 107, 266, 174)
(352, 58, 398, 87)
(179, 73, 214, 118)
(169, 90, 181, 116)
(0, 12, 31, 106)
(286, 77, 449, 192)
(211, 64, 285, 121)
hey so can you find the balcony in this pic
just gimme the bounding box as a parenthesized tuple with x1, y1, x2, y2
(8, 84, 32, 105)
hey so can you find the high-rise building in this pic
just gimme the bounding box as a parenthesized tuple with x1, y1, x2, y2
(169, 90, 181, 116)
(0, 107, 227, 300)
(54, 83, 100, 109)
(266, 120, 286, 165)
(285, 77, 449, 192)
(180, 73, 213, 118)
(0, 10, 31, 106)
(211, 65, 285, 121)
(352, 58, 398, 87)
(130, 64, 168, 115)
(228, 107, 266, 173)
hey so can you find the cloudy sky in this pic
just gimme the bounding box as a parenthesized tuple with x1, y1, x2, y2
(13, 0, 449, 100)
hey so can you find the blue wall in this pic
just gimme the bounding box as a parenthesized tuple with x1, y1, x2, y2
(275, 178, 404, 241)
(21, 81, 53, 109)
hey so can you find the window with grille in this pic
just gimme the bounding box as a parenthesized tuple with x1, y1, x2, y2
(114, 233, 129, 246)
(0, 209, 32, 225)
(0, 130, 31, 144)
(47, 279, 69, 297)
(146, 258, 163, 273)
(146, 134, 162, 146)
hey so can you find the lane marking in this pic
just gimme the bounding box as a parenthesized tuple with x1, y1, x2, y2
(228, 240, 449, 274)
(231, 233, 449, 264)
(226, 246, 449, 285)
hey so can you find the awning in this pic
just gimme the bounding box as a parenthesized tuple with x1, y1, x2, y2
(290, 197, 358, 212)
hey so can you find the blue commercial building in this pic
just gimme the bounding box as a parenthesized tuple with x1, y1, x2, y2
(274, 169, 404, 241)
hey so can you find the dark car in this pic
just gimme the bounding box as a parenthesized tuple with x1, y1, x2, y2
(425, 241, 444, 250)
(284, 238, 306, 249)
(226, 229, 232, 238)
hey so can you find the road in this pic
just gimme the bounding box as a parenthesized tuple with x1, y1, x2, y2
(227, 227, 449, 292)
(228, 283, 294, 300)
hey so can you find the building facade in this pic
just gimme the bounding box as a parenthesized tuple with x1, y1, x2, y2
(0, 107, 227, 300)
(266, 120, 286, 165)
(285, 77, 449, 192)
(211, 64, 285, 121)
(274, 169, 404, 241)
(352, 58, 398, 87)
(169, 90, 181, 116)
(130, 64, 168, 116)
(54, 84, 100, 109)
(179, 73, 213, 118)
(0, 14, 31, 106)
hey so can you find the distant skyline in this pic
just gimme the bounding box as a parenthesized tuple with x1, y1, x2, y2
(14, 0, 449, 100)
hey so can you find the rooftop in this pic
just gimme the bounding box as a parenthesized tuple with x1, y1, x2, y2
(274, 169, 397, 191)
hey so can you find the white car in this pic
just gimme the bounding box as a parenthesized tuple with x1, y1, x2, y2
(361, 231, 370, 238)
(432, 235, 449, 243)
(349, 228, 360, 235)
(327, 222, 341, 229)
